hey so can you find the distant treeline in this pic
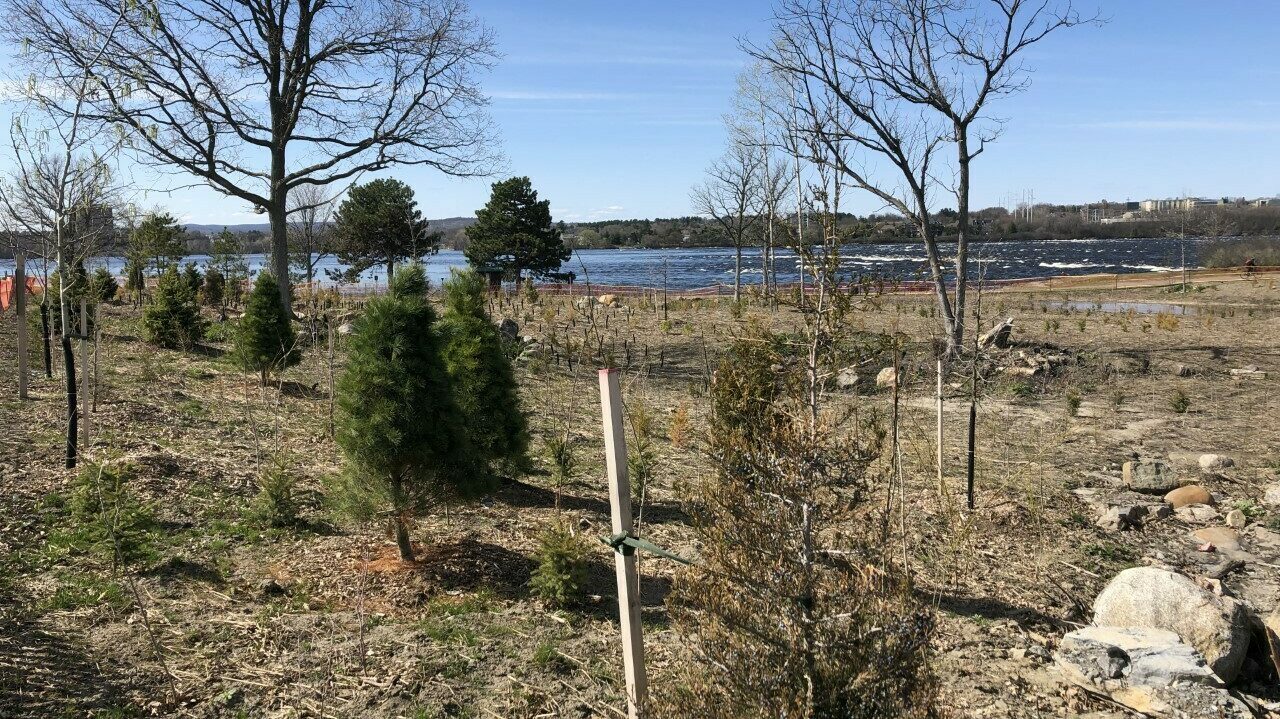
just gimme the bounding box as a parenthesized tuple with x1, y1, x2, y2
(561, 204, 1280, 249)
(7, 205, 1280, 260)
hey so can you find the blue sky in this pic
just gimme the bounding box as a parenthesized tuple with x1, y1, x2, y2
(8, 0, 1280, 224)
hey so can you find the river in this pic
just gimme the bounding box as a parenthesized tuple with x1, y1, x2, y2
(0, 236, 1232, 290)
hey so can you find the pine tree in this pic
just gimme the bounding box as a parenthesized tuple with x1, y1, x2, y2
(331, 263, 485, 562)
(90, 266, 118, 303)
(183, 262, 203, 296)
(464, 176, 570, 281)
(657, 328, 935, 719)
(142, 264, 205, 349)
(232, 273, 300, 385)
(201, 268, 226, 307)
(51, 260, 90, 335)
(438, 269, 529, 477)
(330, 178, 434, 283)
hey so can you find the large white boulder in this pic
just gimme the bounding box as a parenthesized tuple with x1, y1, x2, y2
(1092, 567, 1250, 683)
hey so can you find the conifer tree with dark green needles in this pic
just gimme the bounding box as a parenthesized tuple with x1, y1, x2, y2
(233, 273, 301, 385)
(142, 264, 205, 349)
(331, 263, 485, 562)
(438, 268, 530, 478)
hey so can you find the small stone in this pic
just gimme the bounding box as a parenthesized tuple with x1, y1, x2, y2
(1198, 454, 1234, 472)
(257, 577, 287, 597)
(1176, 503, 1220, 524)
(1123, 459, 1182, 494)
(836, 367, 859, 390)
(337, 322, 355, 336)
(1264, 484, 1280, 507)
(1224, 509, 1247, 529)
(1193, 526, 1240, 551)
(1165, 485, 1213, 508)
(875, 366, 900, 389)
(597, 293, 617, 307)
(1229, 365, 1268, 379)
(1171, 362, 1194, 377)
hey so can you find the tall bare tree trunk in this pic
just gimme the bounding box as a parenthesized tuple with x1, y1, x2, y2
(951, 133, 972, 356)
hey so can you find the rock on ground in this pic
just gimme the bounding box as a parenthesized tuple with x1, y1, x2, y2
(1193, 526, 1242, 551)
(1225, 509, 1247, 529)
(1199, 454, 1235, 473)
(1175, 503, 1220, 524)
(1055, 627, 1252, 719)
(835, 367, 859, 390)
(875, 366, 900, 389)
(1165, 485, 1212, 508)
(1092, 566, 1251, 683)
(1093, 492, 1171, 531)
(1123, 459, 1183, 494)
(1264, 484, 1280, 507)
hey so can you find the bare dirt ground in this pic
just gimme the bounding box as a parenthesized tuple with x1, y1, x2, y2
(1, 268, 1278, 718)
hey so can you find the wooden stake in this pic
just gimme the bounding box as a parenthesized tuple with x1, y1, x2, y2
(598, 368, 647, 719)
(936, 358, 944, 491)
(15, 253, 27, 400)
(80, 298, 90, 451)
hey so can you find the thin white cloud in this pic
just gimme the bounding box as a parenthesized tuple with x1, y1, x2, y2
(557, 205, 625, 222)
(488, 90, 636, 102)
(1077, 119, 1280, 132)
(508, 53, 743, 69)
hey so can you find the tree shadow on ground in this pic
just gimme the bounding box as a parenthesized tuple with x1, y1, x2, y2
(143, 556, 225, 585)
(577, 556, 674, 626)
(416, 537, 537, 600)
(493, 478, 689, 526)
(930, 590, 1069, 633)
(278, 379, 325, 400)
(0, 591, 137, 718)
(190, 342, 226, 359)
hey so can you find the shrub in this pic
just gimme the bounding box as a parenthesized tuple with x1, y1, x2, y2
(64, 462, 157, 565)
(668, 403, 690, 448)
(183, 262, 203, 295)
(1170, 388, 1192, 414)
(143, 264, 205, 349)
(201, 268, 226, 307)
(232, 273, 300, 384)
(1202, 237, 1280, 268)
(1066, 391, 1082, 417)
(249, 458, 300, 529)
(90, 266, 118, 303)
(660, 330, 934, 718)
(530, 521, 589, 608)
(330, 263, 484, 562)
(545, 430, 576, 505)
(438, 269, 529, 476)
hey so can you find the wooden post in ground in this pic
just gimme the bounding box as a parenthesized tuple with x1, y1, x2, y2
(936, 358, 944, 492)
(598, 368, 647, 719)
(80, 298, 90, 451)
(16, 253, 27, 400)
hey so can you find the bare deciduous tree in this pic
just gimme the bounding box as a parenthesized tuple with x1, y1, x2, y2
(287, 183, 337, 291)
(4, 0, 500, 312)
(691, 137, 765, 304)
(751, 0, 1093, 354)
(1, 9, 127, 468)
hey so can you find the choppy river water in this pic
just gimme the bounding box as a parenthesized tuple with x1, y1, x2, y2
(0, 236, 1237, 290)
